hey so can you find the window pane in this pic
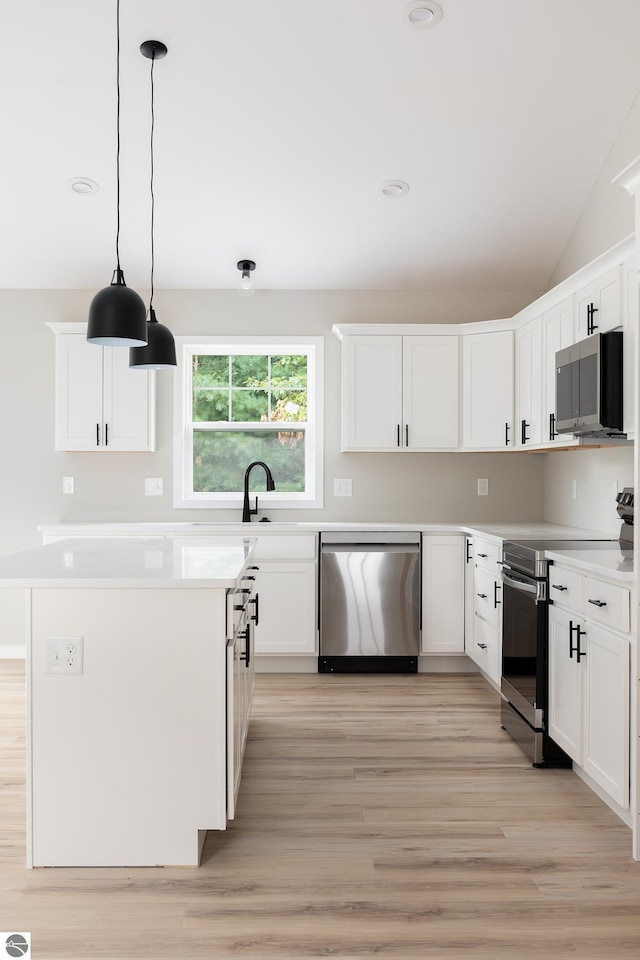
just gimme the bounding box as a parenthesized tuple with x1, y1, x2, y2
(231, 355, 268, 387)
(230, 389, 268, 422)
(193, 354, 229, 387)
(271, 355, 307, 389)
(271, 389, 307, 422)
(193, 389, 229, 422)
(193, 429, 306, 493)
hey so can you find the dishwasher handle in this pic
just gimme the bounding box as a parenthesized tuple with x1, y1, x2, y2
(321, 542, 420, 554)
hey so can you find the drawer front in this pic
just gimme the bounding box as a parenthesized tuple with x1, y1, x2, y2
(250, 534, 317, 561)
(473, 616, 500, 686)
(474, 565, 501, 629)
(583, 576, 630, 633)
(548, 565, 582, 610)
(473, 536, 502, 573)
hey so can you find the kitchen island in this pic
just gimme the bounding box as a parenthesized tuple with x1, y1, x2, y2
(0, 536, 256, 868)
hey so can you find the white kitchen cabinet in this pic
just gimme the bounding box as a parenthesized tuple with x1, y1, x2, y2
(468, 536, 503, 686)
(226, 582, 255, 820)
(542, 296, 575, 444)
(51, 327, 155, 451)
(515, 317, 543, 447)
(251, 534, 317, 656)
(463, 536, 475, 660)
(548, 564, 630, 809)
(342, 334, 459, 451)
(421, 535, 464, 654)
(461, 330, 514, 449)
(575, 265, 621, 339)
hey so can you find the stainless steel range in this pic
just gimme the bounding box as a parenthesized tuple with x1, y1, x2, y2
(499, 489, 634, 766)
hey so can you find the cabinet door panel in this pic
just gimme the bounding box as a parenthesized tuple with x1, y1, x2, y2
(56, 336, 103, 450)
(548, 606, 582, 763)
(103, 347, 156, 451)
(515, 318, 542, 446)
(421, 535, 464, 653)
(543, 297, 574, 444)
(462, 331, 514, 448)
(403, 336, 458, 449)
(582, 624, 629, 808)
(253, 562, 316, 654)
(343, 336, 403, 450)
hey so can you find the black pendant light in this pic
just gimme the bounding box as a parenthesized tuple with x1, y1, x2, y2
(87, 0, 147, 347)
(130, 40, 177, 370)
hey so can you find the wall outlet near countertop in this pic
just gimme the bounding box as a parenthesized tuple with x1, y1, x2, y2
(46, 637, 83, 674)
(334, 478, 353, 497)
(62, 476, 74, 495)
(145, 477, 163, 497)
(477, 478, 489, 496)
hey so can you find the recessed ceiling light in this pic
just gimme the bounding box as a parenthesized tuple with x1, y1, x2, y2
(68, 178, 99, 195)
(380, 180, 410, 198)
(405, 1, 443, 29)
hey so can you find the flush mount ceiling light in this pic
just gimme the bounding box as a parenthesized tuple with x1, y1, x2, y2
(237, 259, 256, 296)
(380, 180, 410, 198)
(87, 0, 147, 348)
(405, 1, 443, 29)
(68, 178, 99, 195)
(129, 40, 177, 370)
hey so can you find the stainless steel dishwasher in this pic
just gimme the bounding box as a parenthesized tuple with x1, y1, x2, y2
(319, 531, 420, 673)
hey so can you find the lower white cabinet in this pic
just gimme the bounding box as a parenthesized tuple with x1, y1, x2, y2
(467, 536, 503, 686)
(421, 535, 464, 654)
(252, 561, 317, 655)
(226, 606, 254, 820)
(548, 603, 630, 808)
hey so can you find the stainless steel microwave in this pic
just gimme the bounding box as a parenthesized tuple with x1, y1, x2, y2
(555, 331, 623, 437)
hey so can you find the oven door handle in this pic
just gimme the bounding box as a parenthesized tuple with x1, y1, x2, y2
(501, 568, 546, 604)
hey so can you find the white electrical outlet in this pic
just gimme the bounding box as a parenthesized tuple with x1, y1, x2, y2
(477, 478, 489, 496)
(46, 637, 83, 675)
(145, 477, 163, 496)
(62, 476, 74, 495)
(334, 478, 353, 497)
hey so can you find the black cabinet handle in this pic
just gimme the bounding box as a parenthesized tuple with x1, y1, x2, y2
(587, 302, 599, 336)
(477, 593, 487, 599)
(587, 599, 607, 608)
(505, 422, 510, 446)
(105, 423, 109, 446)
(477, 642, 488, 650)
(96, 423, 100, 446)
(521, 419, 529, 444)
(397, 424, 401, 447)
(477, 552, 488, 558)
(239, 627, 251, 667)
(250, 593, 260, 626)
(493, 581, 501, 607)
(569, 620, 586, 661)
(405, 424, 409, 447)
(549, 413, 557, 441)
(551, 584, 568, 591)
(465, 540, 473, 564)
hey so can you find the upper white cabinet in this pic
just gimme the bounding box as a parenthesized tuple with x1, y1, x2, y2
(515, 318, 543, 447)
(50, 326, 156, 452)
(542, 296, 575, 444)
(342, 334, 459, 451)
(462, 330, 514, 449)
(575, 265, 621, 339)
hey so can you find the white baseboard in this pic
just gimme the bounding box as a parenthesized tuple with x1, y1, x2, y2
(0, 645, 26, 659)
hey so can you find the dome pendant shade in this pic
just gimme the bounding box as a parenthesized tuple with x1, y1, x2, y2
(87, 273, 148, 347)
(129, 308, 177, 369)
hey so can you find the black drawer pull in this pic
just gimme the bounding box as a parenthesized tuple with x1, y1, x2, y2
(477, 593, 487, 599)
(477, 643, 487, 650)
(477, 552, 488, 558)
(551, 584, 568, 591)
(587, 599, 607, 608)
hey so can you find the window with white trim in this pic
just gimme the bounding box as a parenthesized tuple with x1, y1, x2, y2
(173, 337, 324, 509)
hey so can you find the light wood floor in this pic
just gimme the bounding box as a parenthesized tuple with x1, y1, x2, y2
(2, 660, 640, 959)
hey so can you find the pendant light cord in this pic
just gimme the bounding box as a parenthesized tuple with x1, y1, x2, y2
(115, 0, 122, 276)
(149, 50, 156, 312)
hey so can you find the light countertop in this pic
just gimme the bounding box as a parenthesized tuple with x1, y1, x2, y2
(545, 545, 634, 581)
(0, 537, 256, 588)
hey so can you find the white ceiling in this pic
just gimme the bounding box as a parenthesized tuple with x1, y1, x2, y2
(3, 0, 640, 292)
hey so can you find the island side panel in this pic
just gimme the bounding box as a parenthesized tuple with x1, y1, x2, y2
(29, 587, 228, 867)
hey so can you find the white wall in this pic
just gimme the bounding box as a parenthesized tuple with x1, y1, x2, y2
(550, 94, 640, 285)
(544, 446, 634, 535)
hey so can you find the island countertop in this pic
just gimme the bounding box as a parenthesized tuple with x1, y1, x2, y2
(0, 536, 256, 588)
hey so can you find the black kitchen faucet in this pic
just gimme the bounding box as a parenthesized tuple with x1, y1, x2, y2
(242, 461, 276, 522)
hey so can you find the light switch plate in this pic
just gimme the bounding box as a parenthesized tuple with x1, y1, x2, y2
(334, 478, 353, 497)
